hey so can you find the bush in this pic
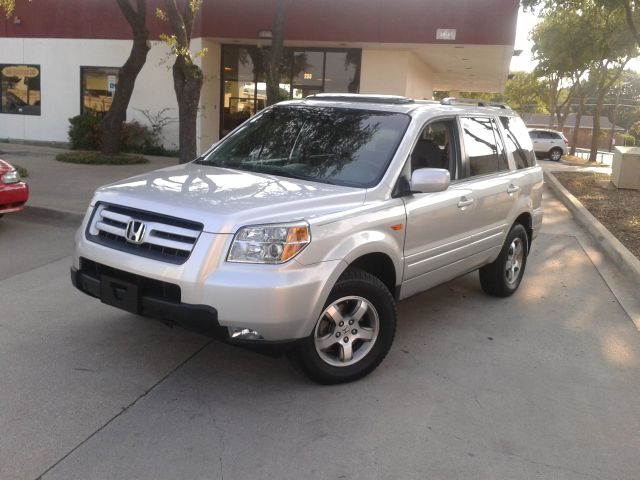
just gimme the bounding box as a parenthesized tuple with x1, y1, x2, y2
(68, 114, 102, 150)
(67, 115, 176, 156)
(616, 133, 636, 147)
(14, 165, 29, 178)
(56, 151, 149, 165)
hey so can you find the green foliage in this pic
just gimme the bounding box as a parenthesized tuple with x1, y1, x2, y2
(68, 114, 103, 150)
(504, 71, 548, 113)
(616, 132, 636, 145)
(0, 0, 30, 17)
(67, 114, 175, 156)
(56, 151, 149, 165)
(14, 165, 28, 178)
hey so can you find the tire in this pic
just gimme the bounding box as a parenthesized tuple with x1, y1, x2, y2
(479, 223, 529, 297)
(549, 147, 562, 161)
(294, 268, 397, 384)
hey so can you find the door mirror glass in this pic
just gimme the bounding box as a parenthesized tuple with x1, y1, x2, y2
(411, 168, 450, 193)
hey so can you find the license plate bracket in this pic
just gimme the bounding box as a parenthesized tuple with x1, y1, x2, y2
(100, 275, 140, 314)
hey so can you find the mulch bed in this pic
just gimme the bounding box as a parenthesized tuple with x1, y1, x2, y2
(554, 171, 640, 259)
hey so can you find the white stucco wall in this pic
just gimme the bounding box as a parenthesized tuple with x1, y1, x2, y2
(359, 49, 434, 99)
(0, 38, 222, 152)
(405, 52, 433, 100)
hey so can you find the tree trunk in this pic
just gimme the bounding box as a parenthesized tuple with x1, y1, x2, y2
(101, 0, 150, 156)
(570, 91, 585, 156)
(173, 56, 203, 163)
(589, 98, 604, 162)
(265, 0, 290, 106)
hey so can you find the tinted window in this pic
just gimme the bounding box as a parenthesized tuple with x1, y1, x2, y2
(199, 106, 410, 188)
(501, 116, 536, 169)
(0, 64, 41, 115)
(460, 117, 508, 176)
(528, 131, 539, 139)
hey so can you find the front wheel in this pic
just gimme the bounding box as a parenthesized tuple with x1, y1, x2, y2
(479, 223, 529, 297)
(294, 268, 396, 384)
(549, 147, 563, 161)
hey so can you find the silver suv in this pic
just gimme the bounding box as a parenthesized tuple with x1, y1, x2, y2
(71, 94, 543, 384)
(528, 128, 568, 161)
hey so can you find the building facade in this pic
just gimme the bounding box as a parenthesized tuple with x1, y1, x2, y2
(1, 0, 519, 153)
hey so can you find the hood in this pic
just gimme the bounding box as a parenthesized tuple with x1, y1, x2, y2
(93, 163, 366, 233)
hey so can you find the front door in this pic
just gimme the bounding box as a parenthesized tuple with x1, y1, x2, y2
(401, 119, 476, 299)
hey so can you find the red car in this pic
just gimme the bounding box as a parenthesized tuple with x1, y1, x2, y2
(0, 159, 29, 217)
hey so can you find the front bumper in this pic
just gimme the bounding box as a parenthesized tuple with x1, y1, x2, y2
(0, 181, 29, 214)
(71, 264, 226, 338)
(70, 264, 305, 356)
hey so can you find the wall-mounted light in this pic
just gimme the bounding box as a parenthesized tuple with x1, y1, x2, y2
(257, 30, 273, 39)
(13, 16, 22, 25)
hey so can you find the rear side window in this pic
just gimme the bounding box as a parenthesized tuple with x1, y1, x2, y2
(460, 117, 508, 176)
(501, 116, 536, 169)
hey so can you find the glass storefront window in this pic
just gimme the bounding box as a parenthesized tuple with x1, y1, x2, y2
(0, 64, 41, 115)
(324, 51, 361, 94)
(81, 66, 119, 115)
(221, 45, 361, 137)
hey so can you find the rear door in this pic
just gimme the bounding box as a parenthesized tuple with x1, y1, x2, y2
(455, 116, 517, 259)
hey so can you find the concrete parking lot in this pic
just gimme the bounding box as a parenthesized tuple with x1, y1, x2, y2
(1, 187, 639, 480)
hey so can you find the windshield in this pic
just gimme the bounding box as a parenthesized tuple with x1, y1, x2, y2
(197, 106, 410, 188)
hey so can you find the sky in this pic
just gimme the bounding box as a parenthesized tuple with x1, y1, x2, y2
(509, 8, 640, 72)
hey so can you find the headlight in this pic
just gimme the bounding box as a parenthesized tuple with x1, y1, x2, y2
(227, 222, 310, 264)
(2, 170, 20, 184)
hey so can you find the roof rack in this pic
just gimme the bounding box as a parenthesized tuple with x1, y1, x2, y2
(305, 93, 415, 105)
(441, 97, 509, 109)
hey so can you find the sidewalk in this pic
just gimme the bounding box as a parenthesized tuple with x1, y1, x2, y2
(0, 142, 178, 217)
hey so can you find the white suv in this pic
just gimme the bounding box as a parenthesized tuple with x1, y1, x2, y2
(71, 94, 544, 384)
(528, 128, 568, 161)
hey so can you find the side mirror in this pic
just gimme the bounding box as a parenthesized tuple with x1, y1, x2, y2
(410, 168, 450, 193)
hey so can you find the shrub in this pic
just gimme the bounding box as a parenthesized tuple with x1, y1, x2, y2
(56, 151, 149, 165)
(66, 114, 177, 156)
(616, 133, 636, 147)
(68, 114, 102, 150)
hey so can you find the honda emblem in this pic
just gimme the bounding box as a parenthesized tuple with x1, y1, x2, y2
(125, 220, 146, 245)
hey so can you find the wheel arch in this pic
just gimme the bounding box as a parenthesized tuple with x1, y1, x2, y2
(513, 211, 533, 251)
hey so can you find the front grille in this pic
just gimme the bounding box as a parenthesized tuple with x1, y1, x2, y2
(86, 203, 203, 265)
(80, 258, 181, 302)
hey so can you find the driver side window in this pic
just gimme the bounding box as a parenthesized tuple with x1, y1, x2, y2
(410, 120, 458, 180)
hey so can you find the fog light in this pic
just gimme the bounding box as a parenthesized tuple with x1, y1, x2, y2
(230, 328, 263, 340)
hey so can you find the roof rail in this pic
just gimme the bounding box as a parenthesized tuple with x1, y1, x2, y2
(305, 93, 415, 105)
(441, 97, 509, 109)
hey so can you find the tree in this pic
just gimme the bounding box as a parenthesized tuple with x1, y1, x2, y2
(102, 0, 151, 155)
(503, 71, 547, 114)
(525, 1, 638, 160)
(263, 0, 292, 106)
(530, 10, 593, 130)
(157, 0, 206, 163)
(0, 0, 28, 16)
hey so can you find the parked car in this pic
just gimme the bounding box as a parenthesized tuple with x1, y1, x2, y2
(71, 94, 544, 384)
(0, 159, 29, 218)
(528, 128, 568, 161)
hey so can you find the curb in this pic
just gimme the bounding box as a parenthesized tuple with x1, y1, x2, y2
(24, 206, 85, 225)
(544, 171, 640, 285)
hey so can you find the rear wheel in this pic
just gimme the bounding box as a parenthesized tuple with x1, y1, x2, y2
(294, 268, 396, 384)
(549, 147, 562, 161)
(479, 223, 529, 297)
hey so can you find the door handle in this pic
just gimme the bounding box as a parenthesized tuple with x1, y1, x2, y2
(457, 197, 475, 208)
(507, 184, 521, 194)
